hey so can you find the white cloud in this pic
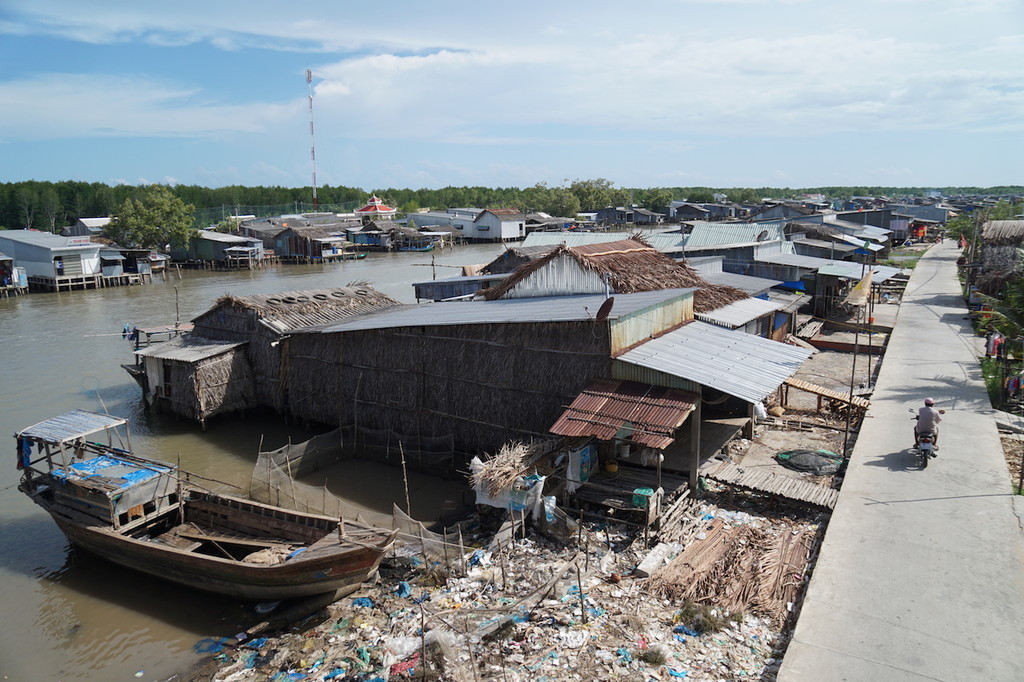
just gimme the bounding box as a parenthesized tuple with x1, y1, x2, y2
(0, 73, 299, 139)
(0, 0, 1020, 187)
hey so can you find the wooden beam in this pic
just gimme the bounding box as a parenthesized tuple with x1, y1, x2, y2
(689, 400, 702, 495)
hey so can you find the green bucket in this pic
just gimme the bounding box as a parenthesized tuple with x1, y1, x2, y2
(632, 487, 654, 507)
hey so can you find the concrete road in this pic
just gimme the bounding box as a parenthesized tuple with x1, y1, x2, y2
(779, 241, 1024, 681)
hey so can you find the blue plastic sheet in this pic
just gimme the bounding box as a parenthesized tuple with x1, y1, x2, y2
(394, 581, 412, 598)
(351, 597, 373, 608)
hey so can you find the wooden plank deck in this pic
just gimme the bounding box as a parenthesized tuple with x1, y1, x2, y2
(702, 461, 839, 510)
(784, 377, 871, 409)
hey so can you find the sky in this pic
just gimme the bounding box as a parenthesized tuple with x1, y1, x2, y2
(0, 0, 1021, 191)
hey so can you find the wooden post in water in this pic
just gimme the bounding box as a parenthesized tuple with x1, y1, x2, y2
(399, 441, 412, 516)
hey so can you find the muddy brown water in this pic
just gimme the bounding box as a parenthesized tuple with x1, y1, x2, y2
(0, 244, 505, 681)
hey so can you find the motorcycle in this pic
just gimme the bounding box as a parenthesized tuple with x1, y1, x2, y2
(914, 424, 936, 468)
(909, 407, 943, 468)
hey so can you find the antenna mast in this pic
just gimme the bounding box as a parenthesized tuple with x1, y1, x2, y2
(306, 69, 319, 211)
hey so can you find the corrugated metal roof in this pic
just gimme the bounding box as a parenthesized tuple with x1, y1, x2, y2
(135, 335, 246, 361)
(643, 233, 685, 253)
(196, 230, 252, 243)
(767, 290, 806, 313)
(314, 288, 695, 334)
(549, 378, 697, 449)
(816, 263, 906, 283)
(521, 229, 677, 248)
(837, 235, 884, 251)
(822, 219, 892, 240)
(616, 321, 812, 403)
(703, 272, 781, 295)
(17, 409, 128, 444)
(755, 251, 833, 270)
(793, 238, 857, 253)
(0, 229, 100, 250)
(413, 270, 509, 284)
(683, 222, 785, 250)
(695, 297, 785, 328)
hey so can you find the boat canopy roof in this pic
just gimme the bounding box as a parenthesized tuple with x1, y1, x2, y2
(16, 410, 128, 445)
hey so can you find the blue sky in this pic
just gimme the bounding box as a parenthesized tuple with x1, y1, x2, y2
(0, 0, 1021, 191)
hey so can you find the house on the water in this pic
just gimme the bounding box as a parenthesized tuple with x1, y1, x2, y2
(408, 208, 526, 242)
(0, 251, 28, 297)
(172, 230, 266, 268)
(274, 224, 353, 262)
(0, 229, 104, 291)
(128, 287, 402, 425)
(62, 217, 111, 238)
(281, 287, 811, 488)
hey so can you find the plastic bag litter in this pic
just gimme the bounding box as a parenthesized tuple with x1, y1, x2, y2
(774, 449, 843, 475)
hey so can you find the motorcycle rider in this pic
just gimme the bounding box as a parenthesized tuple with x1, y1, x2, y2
(914, 398, 945, 451)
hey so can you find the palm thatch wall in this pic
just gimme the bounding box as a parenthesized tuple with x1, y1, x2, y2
(156, 349, 257, 425)
(285, 319, 612, 454)
(481, 237, 748, 312)
(192, 286, 401, 410)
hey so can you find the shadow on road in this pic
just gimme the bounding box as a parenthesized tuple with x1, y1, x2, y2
(861, 448, 922, 472)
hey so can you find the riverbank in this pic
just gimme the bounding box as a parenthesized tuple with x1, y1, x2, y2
(197, 489, 826, 682)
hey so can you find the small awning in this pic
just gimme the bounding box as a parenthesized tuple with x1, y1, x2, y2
(135, 335, 246, 362)
(838, 235, 884, 252)
(695, 297, 785, 329)
(16, 410, 128, 444)
(99, 250, 125, 260)
(550, 378, 698, 449)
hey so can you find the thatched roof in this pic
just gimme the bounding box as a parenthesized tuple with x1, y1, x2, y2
(481, 237, 749, 312)
(982, 220, 1024, 245)
(206, 284, 401, 333)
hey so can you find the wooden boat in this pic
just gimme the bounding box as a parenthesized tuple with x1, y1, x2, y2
(15, 410, 396, 600)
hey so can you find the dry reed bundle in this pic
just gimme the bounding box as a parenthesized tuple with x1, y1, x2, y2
(470, 439, 558, 497)
(648, 519, 815, 625)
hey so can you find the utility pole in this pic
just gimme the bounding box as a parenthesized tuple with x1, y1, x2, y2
(306, 69, 319, 212)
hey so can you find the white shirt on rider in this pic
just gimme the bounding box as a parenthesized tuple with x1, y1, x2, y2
(917, 406, 942, 432)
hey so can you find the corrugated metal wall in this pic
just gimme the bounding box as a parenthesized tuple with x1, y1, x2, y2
(502, 255, 606, 299)
(610, 294, 692, 354)
(610, 360, 700, 393)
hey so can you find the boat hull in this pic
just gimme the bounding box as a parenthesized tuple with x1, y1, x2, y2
(45, 506, 391, 600)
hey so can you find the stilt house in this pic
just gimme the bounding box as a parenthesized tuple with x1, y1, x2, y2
(127, 286, 401, 425)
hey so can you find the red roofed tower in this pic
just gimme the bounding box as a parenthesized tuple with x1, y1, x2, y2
(355, 196, 398, 223)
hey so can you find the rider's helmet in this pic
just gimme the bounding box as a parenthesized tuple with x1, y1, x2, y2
(924, 397, 935, 406)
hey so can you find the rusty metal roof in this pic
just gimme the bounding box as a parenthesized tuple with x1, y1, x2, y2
(549, 378, 698, 449)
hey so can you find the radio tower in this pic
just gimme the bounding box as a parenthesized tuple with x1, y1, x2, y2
(306, 69, 319, 211)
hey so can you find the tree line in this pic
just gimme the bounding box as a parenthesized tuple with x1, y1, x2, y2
(2, 179, 1021, 233)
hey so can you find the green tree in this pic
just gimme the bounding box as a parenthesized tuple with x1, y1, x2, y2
(685, 188, 715, 203)
(40, 187, 63, 232)
(641, 188, 673, 213)
(542, 188, 581, 217)
(568, 178, 619, 212)
(17, 186, 37, 228)
(107, 185, 196, 249)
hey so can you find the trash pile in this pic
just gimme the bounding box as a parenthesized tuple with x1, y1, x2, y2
(208, 500, 823, 681)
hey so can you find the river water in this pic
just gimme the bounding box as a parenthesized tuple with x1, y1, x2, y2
(0, 243, 506, 681)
